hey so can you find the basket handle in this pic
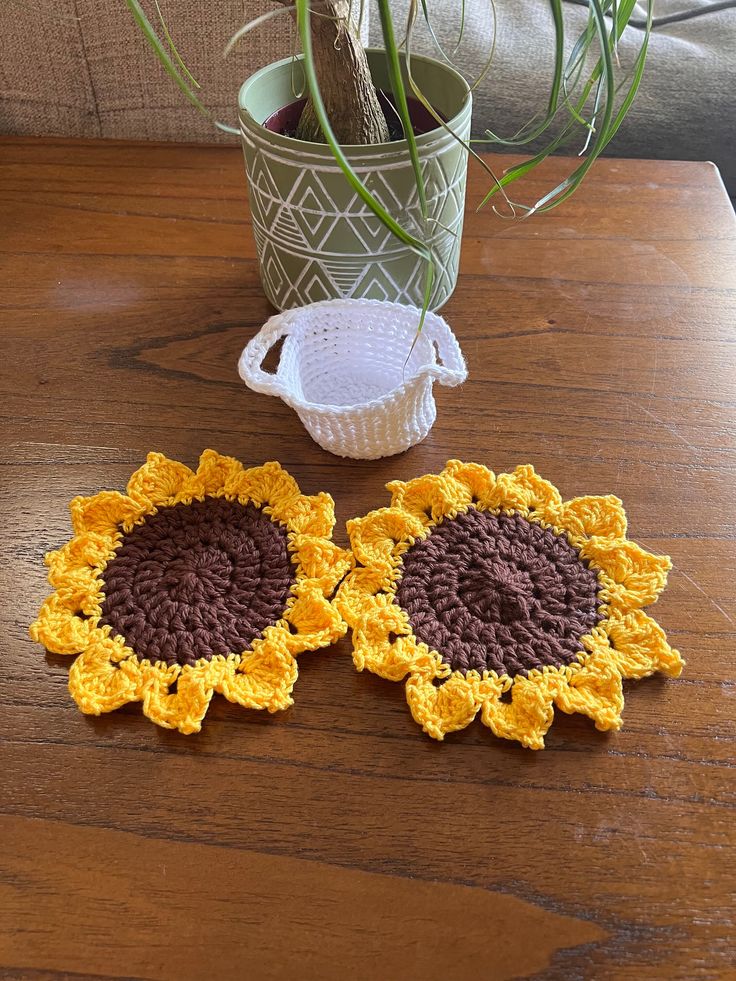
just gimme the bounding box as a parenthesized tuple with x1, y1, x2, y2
(421, 313, 468, 387)
(238, 313, 296, 399)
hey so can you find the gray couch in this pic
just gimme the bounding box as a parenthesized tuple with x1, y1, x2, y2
(378, 0, 736, 192)
(1, 1, 734, 191)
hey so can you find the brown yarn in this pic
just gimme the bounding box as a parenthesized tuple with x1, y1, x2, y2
(396, 509, 602, 677)
(100, 498, 294, 667)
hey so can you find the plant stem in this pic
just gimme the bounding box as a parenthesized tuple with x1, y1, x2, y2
(277, 0, 389, 144)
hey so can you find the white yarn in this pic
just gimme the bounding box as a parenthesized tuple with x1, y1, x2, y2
(238, 298, 467, 460)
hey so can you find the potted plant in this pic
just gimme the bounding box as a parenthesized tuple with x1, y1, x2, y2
(127, 0, 651, 315)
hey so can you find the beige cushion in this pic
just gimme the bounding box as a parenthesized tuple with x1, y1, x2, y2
(1, 1, 100, 138)
(0, 0, 302, 143)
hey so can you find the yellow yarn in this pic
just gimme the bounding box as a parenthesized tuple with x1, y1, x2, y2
(30, 450, 352, 733)
(337, 461, 684, 750)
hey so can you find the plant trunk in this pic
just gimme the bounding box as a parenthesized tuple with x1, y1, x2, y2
(280, 0, 390, 145)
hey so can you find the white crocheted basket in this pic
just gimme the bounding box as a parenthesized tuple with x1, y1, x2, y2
(238, 299, 467, 460)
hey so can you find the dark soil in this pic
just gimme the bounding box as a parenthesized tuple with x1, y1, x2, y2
(263, 91, 445, 142)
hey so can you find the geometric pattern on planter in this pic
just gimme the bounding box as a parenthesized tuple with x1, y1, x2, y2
(241, 107, 471, 311)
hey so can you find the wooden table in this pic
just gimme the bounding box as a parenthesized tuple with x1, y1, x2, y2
(2, 138, 734, 980)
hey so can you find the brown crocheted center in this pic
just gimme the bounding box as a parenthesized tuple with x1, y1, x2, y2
(99, 498, 294, 667)
(395, 508, 603, 677)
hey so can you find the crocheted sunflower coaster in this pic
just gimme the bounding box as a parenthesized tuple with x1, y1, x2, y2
(30, 450, 351, 733)
(337, 461, 683, 749)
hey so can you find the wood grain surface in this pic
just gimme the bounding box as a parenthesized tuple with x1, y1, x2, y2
(1, 138, 734, 981)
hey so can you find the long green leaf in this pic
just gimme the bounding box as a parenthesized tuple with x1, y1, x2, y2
(597, 2, 652, 151)
(377, 0, 427, 220)
(483, 0, 590, 146)
(547, 0, 565, 113)
(153, 0, 200, 89)
(357, 0, 368, 37)
(405, 0, 518, 216)
(469, 0, 498, 92)
(295, 0, 434, 327)
(454, 0, 466, 54)
(225, 7, 293, 60)
(125, 0, 209, 116)
(478, 0, 648, 211)
(560, 4, 597, 128)
(520, 0, 619, 214)
(483, 0, 618, 147)
(418, 0, 457, 65)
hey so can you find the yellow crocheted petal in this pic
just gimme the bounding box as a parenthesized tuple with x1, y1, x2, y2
(387, 472, 471, 525)
(554, 654, 624, 732)
(357, 633, 437, 681)
(282, 588, 346, 653)
(280, 491, 336, 537)
(46, 532, 115, 585)
(57, 578, 103, 620)
(480, 674, 558, 750)
(140, 661, 214, 735)
(67, 636, 141, 716)
(195, 448, 244, 496)
(443, 460, 497, 508)
(512, 464, 563, 508)
(489, 465, 563, 513)
(582, 538, 671, 610)
(96, 630, 132, 664)
(542, 495, 627, 542)
(69, 490, 144, 537)
(47, 539, 111, 617)
(347, 508, 425, 573)
(30, 593, 95, 655)
(290, 536, 353, 594)
(405, 672, 482, 740)
(126, 452, 197, 508)
(350, 597, 444, 680)
(335, 567, 395, 626)
(221, 638, 298, 712)
(227, 461, 301, 520)
(604, 609, 684, 679)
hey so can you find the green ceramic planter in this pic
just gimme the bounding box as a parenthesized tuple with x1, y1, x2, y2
(238, 49, 472, 311)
